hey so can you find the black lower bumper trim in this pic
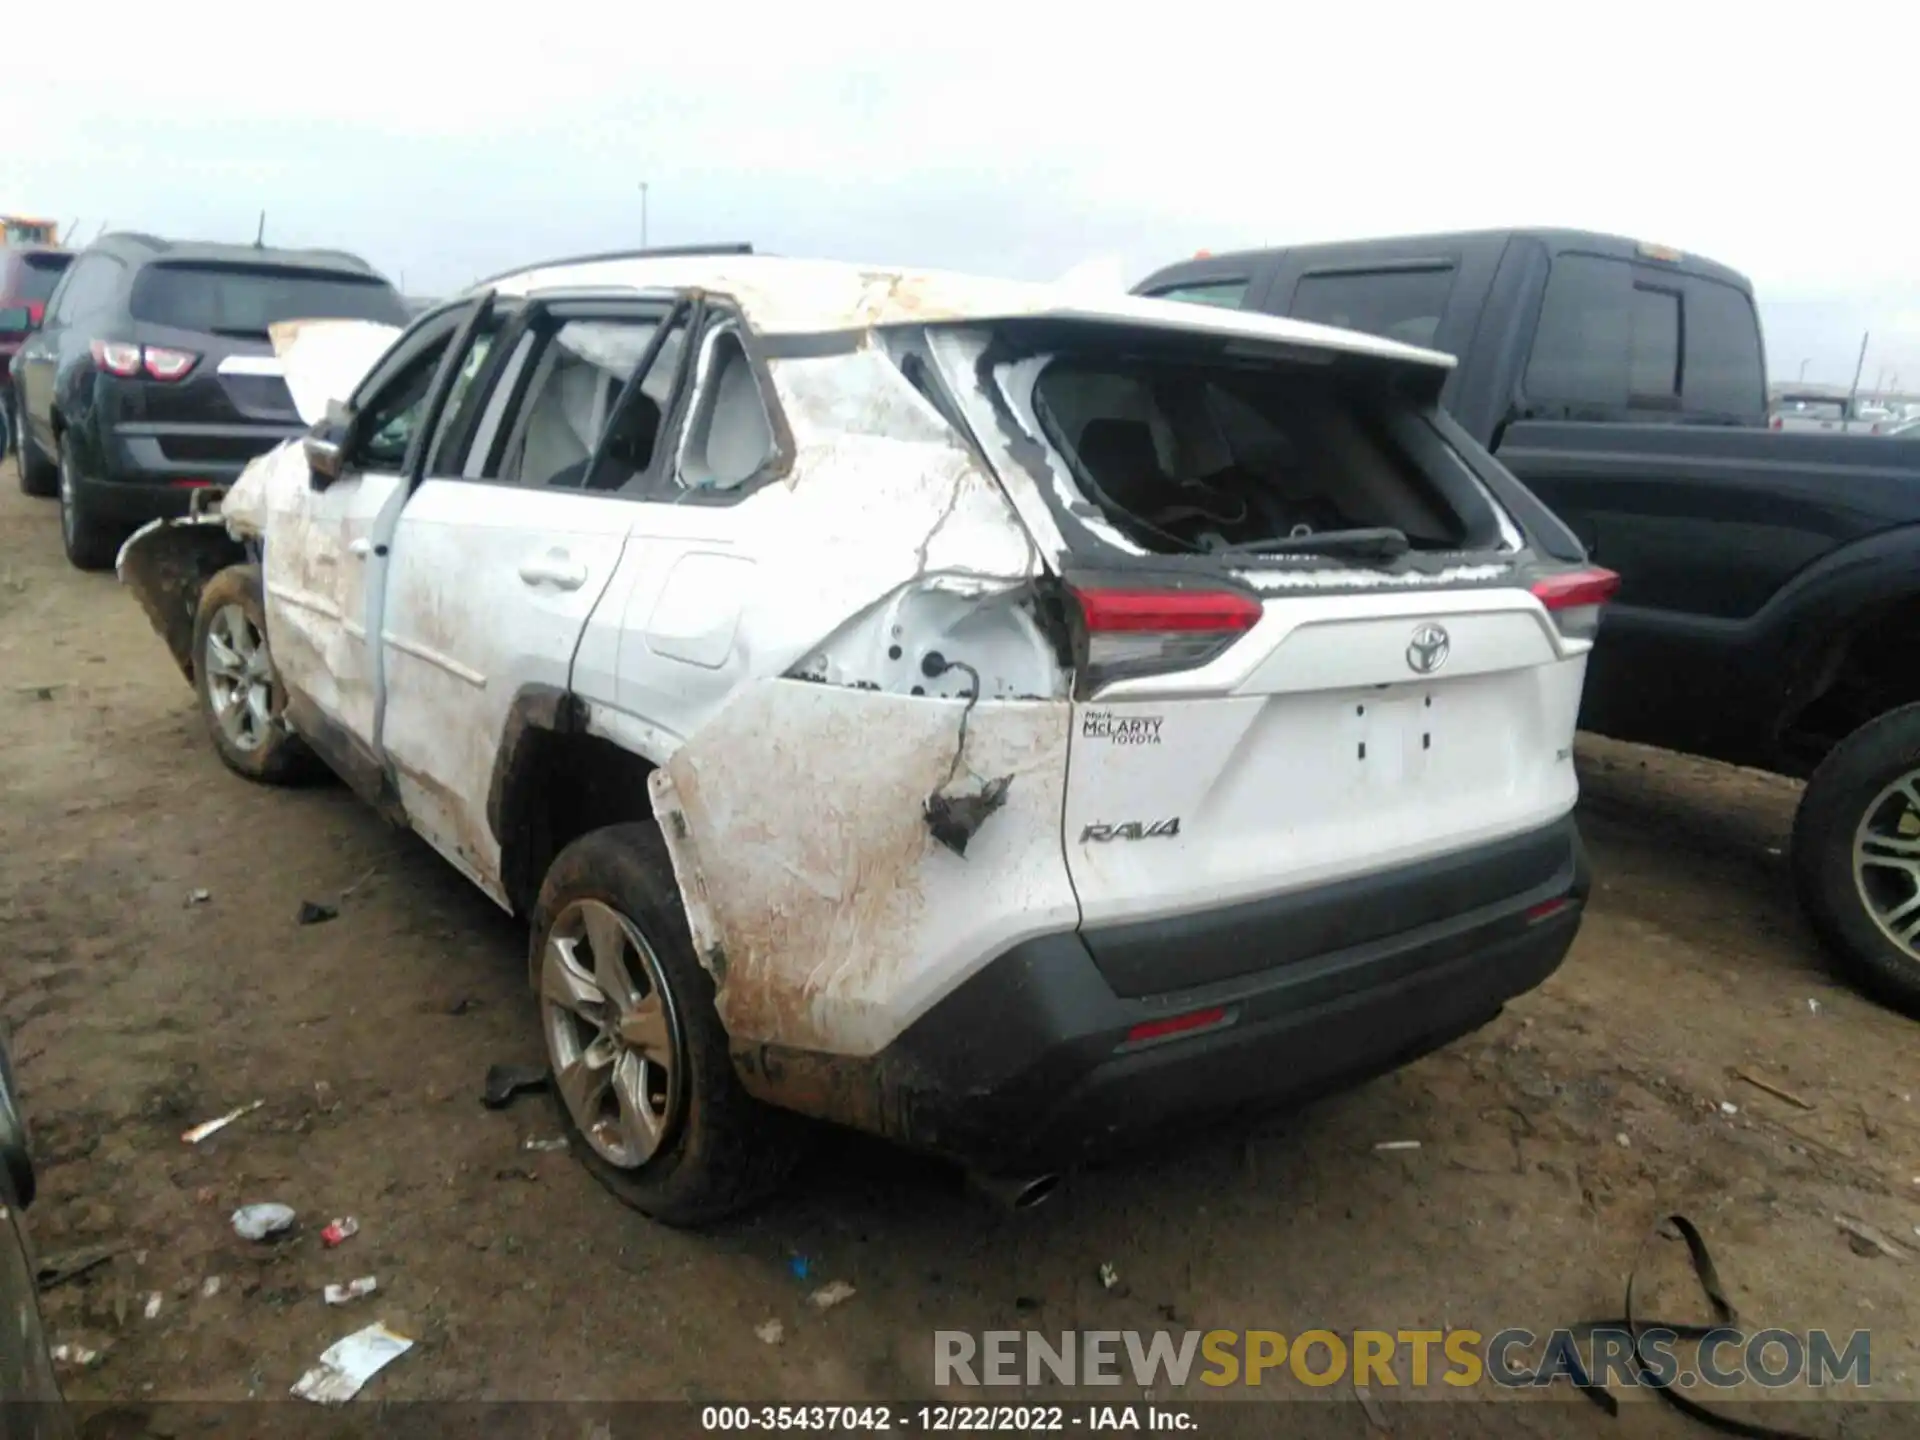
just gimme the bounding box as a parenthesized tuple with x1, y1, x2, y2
(733, 815, 1590, 1173)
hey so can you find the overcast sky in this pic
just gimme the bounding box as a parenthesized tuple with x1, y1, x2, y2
(9, 2, 1915, 388)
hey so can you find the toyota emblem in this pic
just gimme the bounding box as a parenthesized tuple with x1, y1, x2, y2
(1406, 623, 1450, 675)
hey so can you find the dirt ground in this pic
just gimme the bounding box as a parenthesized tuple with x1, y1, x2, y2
(1, 459, 1916, 1434)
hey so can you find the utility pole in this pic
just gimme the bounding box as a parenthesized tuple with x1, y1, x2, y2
(1845, 331, 1870, 424)
(640, 182, 650, 247)
(1797, 358, 1810, 382)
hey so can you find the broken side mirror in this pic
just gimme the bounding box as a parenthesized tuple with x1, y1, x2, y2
(304, 402, 351, 489)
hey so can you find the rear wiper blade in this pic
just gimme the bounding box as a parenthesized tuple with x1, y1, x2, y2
(1218, 527, 1412, 560)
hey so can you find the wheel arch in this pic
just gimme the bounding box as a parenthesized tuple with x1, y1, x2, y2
(489, 686, 663, 929)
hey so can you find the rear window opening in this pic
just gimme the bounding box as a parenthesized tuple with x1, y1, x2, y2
(130, 263, 407, 338)
(1027, 353, 1502, 562)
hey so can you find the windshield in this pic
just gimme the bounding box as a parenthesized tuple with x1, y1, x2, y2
(130, 263, 406, 337)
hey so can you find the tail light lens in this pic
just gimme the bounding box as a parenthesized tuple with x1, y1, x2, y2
(1069, 583, 1263, 690)
(89, 340, 198, 382)
(90, 340, 144, 378)
(143, 347, 197, 382)
(1531, 566, 1621, 642)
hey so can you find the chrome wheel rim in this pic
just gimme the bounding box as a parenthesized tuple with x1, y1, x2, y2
(1853, 766, 1920, 962)
(204, 604, 276, 752)
(541, 898, 685, 1168)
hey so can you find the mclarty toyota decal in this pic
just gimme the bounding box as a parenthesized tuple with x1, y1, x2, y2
(1082, 710, 1164, 744)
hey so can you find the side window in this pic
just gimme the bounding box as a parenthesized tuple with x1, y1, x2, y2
(1149, 280, 1249, 310)
(677, 324, 775, 493)
(48, 256, 114, 326)
(1290, 267, 1455, 348)
(423, 314, 512, 474)
(349, 336, 454, 472)
(1681, 277, 1766, 420)
(1524, 254, 1631, 413)
(489, 315, 675, 490)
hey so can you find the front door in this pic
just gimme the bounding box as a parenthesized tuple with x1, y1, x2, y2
(263, 303, 481, 780)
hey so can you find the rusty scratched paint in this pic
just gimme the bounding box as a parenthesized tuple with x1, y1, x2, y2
(650, 680, 1075, 1058)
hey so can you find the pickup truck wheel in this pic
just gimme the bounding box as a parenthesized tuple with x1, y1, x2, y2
(1792, 703, 1920, 1019)
(17, 422, 57, 498)
(191, 565, 315, 785)
(532, 822, 806, 1226)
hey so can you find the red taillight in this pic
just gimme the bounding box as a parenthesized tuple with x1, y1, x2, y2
(1530, 566, 1620, 642)
(1526, 896, 1574, 923)
(89, 340, 198, 382)
(1770, 416, 1783, 430)
(143, 346, 197, 382)
(1070, 584, 1263, 690)
(90, 339, 143, 377)
(1125, 1006, 1230, 1046)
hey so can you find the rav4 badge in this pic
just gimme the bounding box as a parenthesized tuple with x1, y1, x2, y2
(1081, 819, 1182, 843)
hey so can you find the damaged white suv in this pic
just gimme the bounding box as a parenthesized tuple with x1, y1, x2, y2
(120, 246, 1613, 1223)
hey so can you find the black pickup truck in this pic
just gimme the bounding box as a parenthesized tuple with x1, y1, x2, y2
(1138, 230, 1920, 1017)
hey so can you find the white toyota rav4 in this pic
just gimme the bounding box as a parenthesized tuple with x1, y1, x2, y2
(119, 245, 1613, 1224)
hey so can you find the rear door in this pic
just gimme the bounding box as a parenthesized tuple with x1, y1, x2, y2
(373, 296, 676, 899)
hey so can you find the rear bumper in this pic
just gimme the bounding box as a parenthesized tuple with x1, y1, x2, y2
(75, 422, 297, 525)
(732, 814, 1589, 1174)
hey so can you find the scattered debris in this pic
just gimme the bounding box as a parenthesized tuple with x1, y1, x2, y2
(1718, 1101, 1739, 1117)
(296, 900, 339, 926)
(323, 1277, 379, 1305)
(1015, 1296, 1041, 1313)
(232, 1204, 296, 1242)
(494, 1168, 539, 1183)
(1734, 1068, 1814, 1110)
(788, 1255, 812, 1281)
(51, 1343, 102, 1369)
(186, 889, 211, 907)
(1374, 1140, 1421, 1152)
(481, 1062, 549, 1109)
(808, 1280, 857, 1311)
(754, 1319, 786, 1346)
(521, 1136, 569, 1152)
(447, 996, 482, 1016)
(1614, 1133, 1631, 1148)
(1806, 998, 1822, 1015)
(291, 1321, 414, 1404)
(143, 1292, 163, 1320)
(1834, 1215, 1909, 1261)
(321, 1217, 360, 1248)
(35, 1242, 128, 1292)
(1098, 1262, 1121, 1291)
(183, 1099, 264, 1144)
(1352, 1379, 1391, 1432)
(200, 1277, 222, 1299)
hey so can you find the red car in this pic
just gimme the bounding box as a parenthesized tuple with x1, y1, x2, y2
(1, 246, 73, 459)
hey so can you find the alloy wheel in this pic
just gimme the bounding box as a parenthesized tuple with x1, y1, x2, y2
(541, 898, 686, 1168)
(1853, 766, 1920, 962)
(203, 604, 276, 753)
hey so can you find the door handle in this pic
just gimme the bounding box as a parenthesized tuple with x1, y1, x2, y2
(517, 550, 588, 591)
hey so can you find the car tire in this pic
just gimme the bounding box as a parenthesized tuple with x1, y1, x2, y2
(531, 822, 807, 1226)
(16, 418, 57, 498)
(56, 435, 120, 570)
(191, 564, 317, 785)
(1791, 702, 1920, 1020)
